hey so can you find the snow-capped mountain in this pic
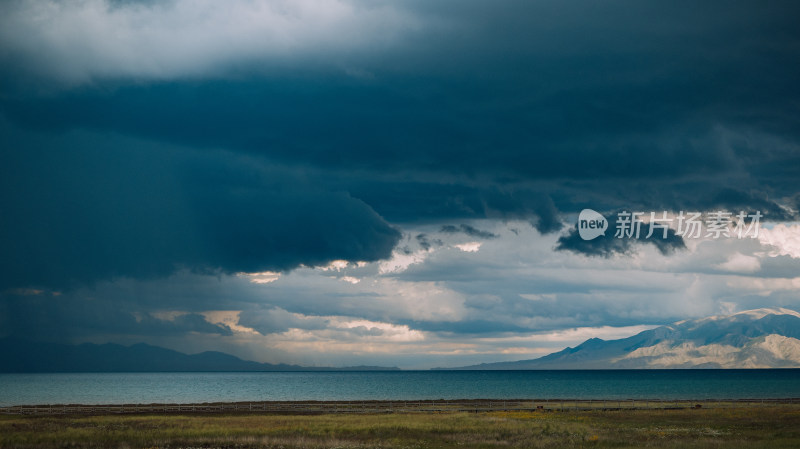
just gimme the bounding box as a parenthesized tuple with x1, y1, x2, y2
(456, 308, 800, 369)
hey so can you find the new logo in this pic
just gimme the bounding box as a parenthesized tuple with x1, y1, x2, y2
(578, 209, 608, 240)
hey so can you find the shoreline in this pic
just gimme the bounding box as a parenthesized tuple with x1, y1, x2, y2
(3, 398, 799, 416)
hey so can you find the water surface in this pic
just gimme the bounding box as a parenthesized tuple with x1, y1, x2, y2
(1, 370, 798, 406)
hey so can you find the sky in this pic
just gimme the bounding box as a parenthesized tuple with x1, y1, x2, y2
(1, 0, 800, 369)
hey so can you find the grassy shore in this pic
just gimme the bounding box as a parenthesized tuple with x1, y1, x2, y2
(2, 406, 799, 448)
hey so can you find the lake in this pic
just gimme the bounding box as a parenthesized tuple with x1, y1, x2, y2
(1, 370, 799, 406)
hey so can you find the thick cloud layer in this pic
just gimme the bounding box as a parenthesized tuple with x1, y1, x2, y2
(1, 1, 800, 366)
(0, 0, 415, 84)
(556, 216, 687, 257)
(3, 1, 798, 231)
(0, 123, 400, 289)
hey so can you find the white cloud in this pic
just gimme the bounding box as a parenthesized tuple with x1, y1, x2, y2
(237, 271, 281, 284)
(759, 223, 800, 258)
(454, 242, 481, 252)
(202, 310, 261, 335)
(44, 218, 800, 368)
(318, 260, 350, 271)
(340, 276, 361, 284)
(378, 248, 431, 274)
(519, 293, 556, 301)
(0, 0, 418, 84)
(715, 252, 761, 273)
(334, 318, 424, 342)
(725, 276, 800, 295)
(531, 325, 659, 343)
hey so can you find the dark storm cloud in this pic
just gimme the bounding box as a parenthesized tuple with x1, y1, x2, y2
(0, 289, 233, 341)
(555, 225, 687, 258)
(555, 210, 686, 258)
(397, 319, 533, 336)
(2, 0, 798, 233)
(236, 307, 330, 336)
(439, 224, 498, 240)
(0, 123, 400, 290)
(1, 1, 799, 292)
(707, 189, 794, 221)
(415, 234, 442, 251)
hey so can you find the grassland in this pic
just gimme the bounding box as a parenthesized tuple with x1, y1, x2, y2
(2, 406, 799, 449)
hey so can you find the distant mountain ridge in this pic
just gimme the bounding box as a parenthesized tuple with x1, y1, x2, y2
(447, 308, 800, 369)
(0, 339, 399, 372)
(5, 308, 799, 372)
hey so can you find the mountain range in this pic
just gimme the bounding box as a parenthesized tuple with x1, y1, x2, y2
(3, 308, 799, 372)
(0, 338, 398, 372)
(450, 308, 800, 369)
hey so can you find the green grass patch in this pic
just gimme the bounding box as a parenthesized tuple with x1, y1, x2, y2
(2, 406, 799, 448)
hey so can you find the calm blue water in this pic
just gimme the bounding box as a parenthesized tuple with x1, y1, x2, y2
(1, 370, 798, 406)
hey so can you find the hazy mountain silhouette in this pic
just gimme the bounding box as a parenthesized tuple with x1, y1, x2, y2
(0, 339, 398, 372)
(446, 308, 800, 369)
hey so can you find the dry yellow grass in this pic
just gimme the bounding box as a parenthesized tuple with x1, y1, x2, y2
(1, 406, 799, 448)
